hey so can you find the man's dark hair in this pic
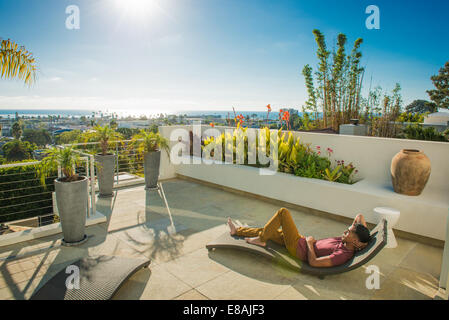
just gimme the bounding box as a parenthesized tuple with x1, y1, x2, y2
(354, 223, 371, 243)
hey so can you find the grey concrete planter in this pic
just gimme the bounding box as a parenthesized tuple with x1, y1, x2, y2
(55, 176, 88, 245)
(95, 153, 116, 198)
(144, 151, 161, 189)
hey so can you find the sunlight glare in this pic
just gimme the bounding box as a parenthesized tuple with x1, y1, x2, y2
(114, 0, 158, 19)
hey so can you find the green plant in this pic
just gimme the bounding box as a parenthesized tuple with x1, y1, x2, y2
(405, 99, 437, 114)
(0, 162, 55, 223)
(55, 130, 82, 145)
(36, 146, 81, 186)
(81, 125, 123, 156)
(2, 140, 36, 162)
(396, 112, 425, 123)
(324, 166, 342, 182)
(116, 127, 140, 140)
(427, 60, 449, 110)
(130, 130, 170, 155)
(11, 121, 23, 139)
(22, 128, 52, 147)
(402, 124, 447, 142)
(302, 30, 365, 131)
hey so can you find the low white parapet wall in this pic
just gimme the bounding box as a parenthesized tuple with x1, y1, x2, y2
(160, 125, 449, 241)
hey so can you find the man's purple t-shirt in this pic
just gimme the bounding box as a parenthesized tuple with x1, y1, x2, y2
(296, 237, 354, 266)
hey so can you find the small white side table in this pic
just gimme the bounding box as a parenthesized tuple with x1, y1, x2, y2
(373, 207, 400, 248)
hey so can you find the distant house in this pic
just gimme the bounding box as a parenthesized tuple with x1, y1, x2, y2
(423, 111, 449, 132)
(424, 111, 449, 125)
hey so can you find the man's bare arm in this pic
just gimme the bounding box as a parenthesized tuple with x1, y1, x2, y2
(352, 214, 367, 227)
(306, 237, 333, 267)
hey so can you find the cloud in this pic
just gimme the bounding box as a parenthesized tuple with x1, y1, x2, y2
(48, 77, 63, 82)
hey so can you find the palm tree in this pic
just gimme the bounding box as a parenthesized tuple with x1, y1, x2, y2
(11, 121, 22, 139)
(81, 125, 123, 156)
(0, 38, 37, 86)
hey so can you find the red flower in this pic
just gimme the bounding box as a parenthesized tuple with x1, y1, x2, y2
(266, 104, 271, 112)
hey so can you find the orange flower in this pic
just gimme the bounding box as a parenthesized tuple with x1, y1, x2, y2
(266, 104, 271, 112)
(210, 123, 215, 127)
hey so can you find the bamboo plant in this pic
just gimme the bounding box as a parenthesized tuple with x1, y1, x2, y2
(302, 30, 365, 132)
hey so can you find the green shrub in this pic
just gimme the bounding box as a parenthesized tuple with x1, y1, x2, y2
(2, 140, 36, 162)
(0, 163, 56, 223)
(401, 124, 447, 142)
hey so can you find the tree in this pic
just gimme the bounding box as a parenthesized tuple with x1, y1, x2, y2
(55, 130, 81, 145)
(81, 125, 123, 155)
(109, 119, 118, 130)
(0, 38, 37, 86)
(427, 61, 449, 110)
(22, 129, 52, 147)
(405, 99, 437, 114)
(11, 121, 22, 139)
(2, 140, 36, 162)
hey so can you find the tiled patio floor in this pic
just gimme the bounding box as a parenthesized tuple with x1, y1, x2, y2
(0, 178, 446, 300)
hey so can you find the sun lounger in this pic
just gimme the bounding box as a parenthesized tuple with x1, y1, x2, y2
(206, 219, 387, 278)
(30, 255, 151, 300)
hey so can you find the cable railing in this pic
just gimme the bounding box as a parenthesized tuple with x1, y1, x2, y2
(0, 161, 57, 234)
(69, 139, 146, 187)
(0, 139, 146, 237)
(0, 148, 97, 236)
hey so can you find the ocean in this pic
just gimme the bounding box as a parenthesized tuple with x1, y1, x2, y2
(0, 109, 94, 118)
(0, 109, 313, 120)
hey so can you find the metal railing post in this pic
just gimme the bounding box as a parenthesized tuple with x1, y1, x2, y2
(86, 157, 91, 218)
(439, 210, 449, 290)
(90, 154, 96, 216)
(116, 141, 119, 185)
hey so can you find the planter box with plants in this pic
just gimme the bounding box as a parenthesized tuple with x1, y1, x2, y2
(200, 126, 359, 185)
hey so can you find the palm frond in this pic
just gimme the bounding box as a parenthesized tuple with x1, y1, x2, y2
(0, 38, 37, 86)
(36, 145, 81, 187)
(129, 129, 170, 157)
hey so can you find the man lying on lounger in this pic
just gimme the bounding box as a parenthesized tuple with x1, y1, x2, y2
(227, 207, 371, 267)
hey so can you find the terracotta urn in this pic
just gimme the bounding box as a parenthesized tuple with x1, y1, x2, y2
(390, 149, 431, 196)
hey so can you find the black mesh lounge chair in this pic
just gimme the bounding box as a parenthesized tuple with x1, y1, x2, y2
(206, 219, 387, 278)
(30, 255, 151, 300)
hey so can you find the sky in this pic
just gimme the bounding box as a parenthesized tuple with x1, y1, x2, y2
(0, 0, 448, 116)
